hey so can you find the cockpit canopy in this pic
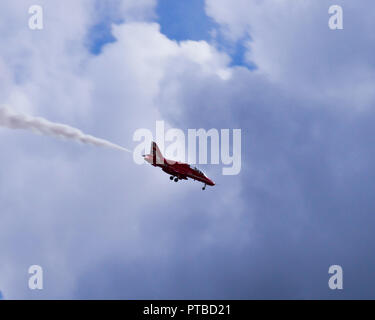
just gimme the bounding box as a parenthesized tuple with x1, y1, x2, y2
(192, 166, 204, 176)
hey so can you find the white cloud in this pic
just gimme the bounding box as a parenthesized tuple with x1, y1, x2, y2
(6, 0, 375, 299)
(206, 0, 375, 108)
(0, 1, 247, 299)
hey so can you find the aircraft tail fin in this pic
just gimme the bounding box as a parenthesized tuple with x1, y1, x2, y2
(151, 141, 164, 164)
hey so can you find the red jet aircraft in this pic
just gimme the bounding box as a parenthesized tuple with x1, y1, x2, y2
(143, 141, 215, 190)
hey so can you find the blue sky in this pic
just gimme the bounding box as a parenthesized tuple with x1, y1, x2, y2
(1, 0, 375, 299)
(88, 0, 249, 66)
(156, 0, 252, 67)
(157, 0, 213, 41)
(88, 20, 118, 55)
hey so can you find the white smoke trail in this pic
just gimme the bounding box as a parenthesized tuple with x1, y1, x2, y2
(0, 105, 131, 153)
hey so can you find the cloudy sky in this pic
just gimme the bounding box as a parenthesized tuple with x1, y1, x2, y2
(1, 0, 375, 299)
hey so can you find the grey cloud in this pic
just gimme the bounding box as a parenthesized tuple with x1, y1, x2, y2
(1, 0, 375, 300)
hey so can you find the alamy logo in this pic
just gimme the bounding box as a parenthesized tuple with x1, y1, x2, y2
(28, 265, 43, 290)
(328, 265, 343, 290)
(328, 5, 343, 30)
(28, 5, 44, 30)
(133, 121, 242, 175)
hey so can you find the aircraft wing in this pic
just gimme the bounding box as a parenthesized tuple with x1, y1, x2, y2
(162, 166, 188, 180)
